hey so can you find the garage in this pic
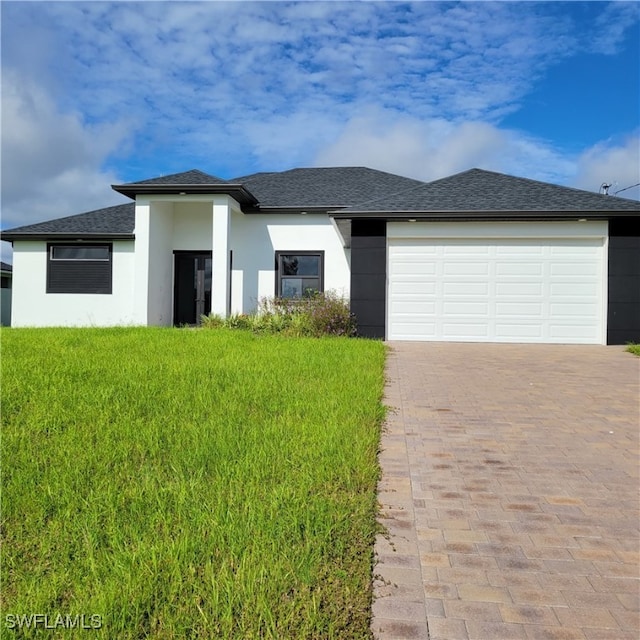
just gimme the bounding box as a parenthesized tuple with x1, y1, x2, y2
(387, 221, 607, 344)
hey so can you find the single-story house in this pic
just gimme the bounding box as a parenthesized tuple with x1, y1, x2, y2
(0, 261, 12, 326)
(2, 167, 638, 344)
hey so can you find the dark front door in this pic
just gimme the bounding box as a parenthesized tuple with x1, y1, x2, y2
(174, 252, 212, 325)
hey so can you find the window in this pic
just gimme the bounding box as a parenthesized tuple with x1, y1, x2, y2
(275, 251, 324, 298)
(1, 276, 10, 289)
(50, 245, 110, 261)
(47, 243, 113, 294)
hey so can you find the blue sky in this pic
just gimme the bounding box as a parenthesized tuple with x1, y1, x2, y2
(2, 1, 639, 260)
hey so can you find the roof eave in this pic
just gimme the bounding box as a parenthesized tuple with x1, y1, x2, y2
(330, 210, 638, 220)
(0, 232, 136, 243)
(243, 205, 340, 215)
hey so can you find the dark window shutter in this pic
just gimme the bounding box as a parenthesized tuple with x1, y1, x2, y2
(47, 244, 112, 294)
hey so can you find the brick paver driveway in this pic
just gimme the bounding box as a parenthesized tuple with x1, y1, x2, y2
(372, 343, 639, 640)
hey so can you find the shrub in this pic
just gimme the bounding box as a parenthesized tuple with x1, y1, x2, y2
(200, 313, 225, 329)
(224, 313, 253, 330)
(201, 291, 357, 337)
(304, 290, 357, 337)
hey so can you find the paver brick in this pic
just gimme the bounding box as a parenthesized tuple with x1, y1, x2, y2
(444, 599, 503, 621)
(553, 606, 619, 629)
(372, 344, 640, 640)
(500, 604, 560, 626)
(457, 583, 512, 604)
(466, 620, 528, 639)
(523, 627, 587, 639)
(426, 616, 469, 640)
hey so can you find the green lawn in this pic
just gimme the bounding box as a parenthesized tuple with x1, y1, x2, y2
(1, 328, 386, 639)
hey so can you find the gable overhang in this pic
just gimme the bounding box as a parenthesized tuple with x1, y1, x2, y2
(111, 182, 259, 207)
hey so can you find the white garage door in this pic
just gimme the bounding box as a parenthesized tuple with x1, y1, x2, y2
(387, 224, 606, 344)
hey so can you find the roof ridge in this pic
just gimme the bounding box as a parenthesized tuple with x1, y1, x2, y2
(126, 168, 229, 185)
(459, 168, 639, 204)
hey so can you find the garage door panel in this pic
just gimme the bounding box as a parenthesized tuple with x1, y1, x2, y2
(444, 263, 490, 276)
(443, 301, 489, 314)
(496, 282, 543, 296)
(551, 262, 599, 276)
(550, 302, 599, 317)
(496, 244, 545, 256)
(549, 324, 600, 340)
(394, 301, 436, 314)
(393, 262, 436, 275)
(443, 322, 490, 338)
(444, 282, 489, 295)
(496, 262, 544, 276)
(495, 323, 544, 338)
(550, 282, 597, 296)
(444, 245, 490, 255)
(388, 232, 604, 344)
(550, 242, 601, 255)
(496, 302, 543, 316)
(392, 281, 436, 295)
(391, 321, 437, 339)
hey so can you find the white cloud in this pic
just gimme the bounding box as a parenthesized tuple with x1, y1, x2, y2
(1, 0, 637, 267)
(2, 68, 129, 211)
(1, 0, 615, 172)
(1, 67, 130, 266)
(591, 1, 640, 55)
(313, 108, 575, 185)
(573, 134, 640, 199)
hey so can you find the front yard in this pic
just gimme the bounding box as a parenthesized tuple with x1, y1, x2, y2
(1, 328, 386, 638)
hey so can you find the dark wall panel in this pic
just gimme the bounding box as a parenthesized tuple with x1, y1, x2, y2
(350, 219, 386, 339)
(607, 218, 640, 344)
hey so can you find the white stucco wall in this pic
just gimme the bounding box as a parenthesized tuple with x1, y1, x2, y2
(172, 202, 213, 250)
(147, 201, 174, 325)
(230, 211, 351, 314)
(11, 240, 136, 327)
(9, 204, 351, 327)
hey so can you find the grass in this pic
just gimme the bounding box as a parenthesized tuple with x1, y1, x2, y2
(626, 343, 640, 356)
(1, 327, 386, 639)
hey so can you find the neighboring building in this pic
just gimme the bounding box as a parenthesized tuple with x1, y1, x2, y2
(1, 167, 638, 344)
(1, 261, 12, 326)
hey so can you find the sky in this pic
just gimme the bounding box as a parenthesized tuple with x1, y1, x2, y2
(2, 1, 639, 262)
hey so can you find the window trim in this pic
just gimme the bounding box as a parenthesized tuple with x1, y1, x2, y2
(46, 243, 113, 294)
(49, 245, 111, 261)
(275, 250, 325, 298)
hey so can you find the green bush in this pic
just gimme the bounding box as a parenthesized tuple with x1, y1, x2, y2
(200, 313, 225, 329)
(201, 291, 357, 337)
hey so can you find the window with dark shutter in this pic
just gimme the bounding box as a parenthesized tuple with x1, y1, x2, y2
(47, 244, 113, 294)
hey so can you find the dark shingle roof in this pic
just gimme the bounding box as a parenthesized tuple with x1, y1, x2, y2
(337, 169, 640, 213)
(3, 167, 637, 240)
(1, 262, 12, 272)
(1, 203, 135, 239)
(112, 169, 258, 204)
(128, 169, 228, 185)
(234, 167, 426, 208)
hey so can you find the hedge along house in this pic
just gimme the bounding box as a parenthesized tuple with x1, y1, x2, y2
(2, 167, 638, 344)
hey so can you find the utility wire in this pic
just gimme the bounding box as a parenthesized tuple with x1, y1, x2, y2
(614, 182, 640, 196)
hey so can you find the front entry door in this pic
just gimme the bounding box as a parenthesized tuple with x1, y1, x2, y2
(174, 252, 212, 325)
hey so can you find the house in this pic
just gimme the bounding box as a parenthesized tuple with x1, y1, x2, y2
(2, 167, 638, 344)
(0, 261, 12, 326)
